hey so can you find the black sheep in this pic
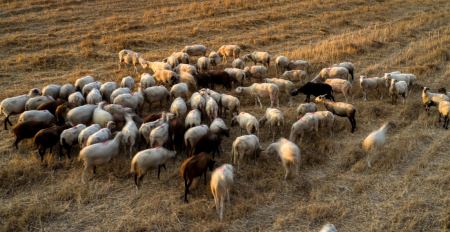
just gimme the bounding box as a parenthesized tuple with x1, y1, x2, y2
(290, 82, 335, 102)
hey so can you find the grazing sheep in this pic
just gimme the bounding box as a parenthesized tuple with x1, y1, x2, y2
(170, 83, 189, 100)
(185, 109, 202, 129)
(218, 45, 241, 63)
(78, 124, 101, 148)
(314, 111, 335, 136)
(170, 97, 188, 118)
(68, 91, 85, 107)
(142, 85, 170, 109)
(182, 44, 207, 56)
(18, 110, 55, 125)
(85, 122, 116, 146)
(60, 124, 86, 158)
(99, 82, 118, 103)
(315, 95, 356, 133)
(231, 112, 259, 136)
(0, 88, 41, 130)
(438, 100, 450, 129)
(174, 64, 198, 76)
(220, 94, 240, 119)
(324, 78, 353, 102)
(189, 92, 206, 114)
(275, 56, 289, 75)
(208, 51, 221, 66)
(333, 62, 355, 82)
(55, 102, 71, 124)
(25, 95, 54, 110)
(235, 83, 279, 108)
(289, 113, 319, 144)
(296, 102, 317, 116)
(179, 152, 215, 203)
(193, 129, 228, 158)
(113, 92, 144, 114)
(231, 58, 245, 69)
(149, 123, 170, 148)
(59, 84, 76, 100)
(319, 223, 337, 232)
(362, 122, 396, 167)
(36, 99, 65, 116)
(179, 72, 197, 91)
(42, 84, 61, 99)
(259, 108, 284, 141)
(144, 61, 172, 73)
(389, 79, 408, 105)
(119, 49, 141, 73)
(154, 70, 179, 86)
(103, 104, 133, 123)
(281, 70, 308, 83)
(225, 68, 246, 86)
(66, 104, 97, 126)
(75, 75, 95, 91)
(78, 132, 123, 183)
(243, 51, 270, 67)
(139, 118, 164, 146)
(86, 88, 102, 105)
(164, 55, 179, 69)
(110, 87, 131, 103)
(197, 56, 210, 73)
(120, 76, 135, 90)
(290, 82, 334, 102)
(34, 124, 70, 161)
(82, 81, 101, 97)
(359, 75, 385, 101)
(199, 88, 221, 104)
(122, 114, 139, 157)
(140, 73, 156, 89)
(184, 124, 209, 156)
(210, 164, 234, 221)
(12, 120, 53, 149)
(264, 78, 295, 105)
(231, 134, 262, 170)
(131, 147, 176, 188)
(383, 72, 416, 87)
(171, 52, 190, 64)
(421, 87, 449, 112)
(92, 102, 113, 127)
(205, 95, 219, 122)
(243, 65, 268, 81)
(287, 60, 309, 72)
(265, 138, 301, 179)
(315, 67, 351, 83)
(195, 70, 235, 90)
(210, 118, 229, 137)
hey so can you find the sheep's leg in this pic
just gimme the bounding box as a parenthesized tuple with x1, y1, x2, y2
(4, 114, 12, 130)
(157, 165, 161, 179)
(226, 188, 231, 204)
(81, 165, 89, 184)
(184, 177, 191, 203)
(134, 173, 139, 188)
(38, 147, 46, 162)
(93, 166, 97, 175)
(13, 137, 20, 149)
(219, 196, 224, 221)
(257, 97, 263, 108)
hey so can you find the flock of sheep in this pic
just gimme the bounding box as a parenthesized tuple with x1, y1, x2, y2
(1, 43, 450, 228)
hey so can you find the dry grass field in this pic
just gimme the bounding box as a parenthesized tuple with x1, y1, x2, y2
(1, 0, 450, 231)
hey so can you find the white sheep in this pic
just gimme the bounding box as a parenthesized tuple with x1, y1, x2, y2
(231, 58, 245, 69)
(85, 122, 116, 146)
(139, 118, 164, 146)
(170, 97, 187, 118)
(384, 72, 416, 87)
(66, 104, 97, 126)
(231, 112, 259, 135)
(200, 88, 221, 104)
(314, 111, 335, 136)
(225, 68, 247, 86)
(153, 70, 178, 86)
(144, 61, 172, 73)
(99, 82, 118, 103)
(149, 122, 169, 148)
(171, 51, 190, 64)
(113, 92, 144, 113)
(140, 73, 156, 89)
(59, 84, 75, 100)
(170, 83, 189, 100)
(78, 132, 123, 183)
(243, 51, 270, 67)
(17, 110, 55, 124)
(389, 79, 408, 105)
(197, 56, 210, 73)
(208, 51, 221, 66)
(120, 76, 135, 90)
(68, 92, 85, 107)
(60, 124, 86, 157)
(182, 44, 207, 56)
(362, 122, 396, 167)
(218, 45, 241, 63)
(359, 75, 385, 101)
(92, 102, 114, 128)
(42, 84, 61, 99)
(325, 78, 353, 102)
(220, 94, 240, 118)
(122, 114, 139, 157)
(275, 56, 290, 75)
(174, 64, 198, 76)
(164, 55, 179, 69)
(25, 95, 54, 110)
(184, 124, 209, 156)
(319, 223, 337, 232)
(264, 78, 295, 106)
(210, 164, 234, 221)
(185, 109, 202, 129)
(179, 72, 197, 91)
(118, 49, 140, 72)
(243, 65, 268, 81)
(289, 112, 319, 144)
(75, 75, 95, 91)
(296, 102, 317, 116)
(78, 124, 101, 148)
(81, 81, 101, 97)
(189, 92, 206, 113)
(142, 85, 170, 109)
(0, 88, 41, 130)
(281, 70, 308, 83)
(265, 138, 301, 179)
(210, 118, 229, 136)
(131, 147, 176, 188)
(438, 100, 449, 129)
(205, 95, 219, 122)
(259, 108, 284, 141)
(235, 83, 279, 108)
(287, 60, 309, 71)
(315, 67, 351, 83)
(421, 87, 449, 112)
(110, 87, 132, 103)
(86, 88, 102, 105)
(231, 135, 262, 170)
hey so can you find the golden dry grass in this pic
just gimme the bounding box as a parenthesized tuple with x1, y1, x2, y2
(1, 0, 450, 231)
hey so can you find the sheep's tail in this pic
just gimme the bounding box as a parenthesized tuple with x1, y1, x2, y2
(130, 158, 138, 176)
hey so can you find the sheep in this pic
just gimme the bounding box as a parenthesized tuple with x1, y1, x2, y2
(313, 111, 335, 136)
(55, 102, 71, 124)
(168, 117, 185, 153)
(217, 45, 241, 63)
(197, 56, 210, 73)
(195, 70, 235, 90)
(290, 82, 334, 102)
(75, 75, 95, 91)
(281, 70, 308, 83)
(220, 94, 241, 118)
(275, 56, 289, 75)
(122, 114, 139, 157)
(289, 113, 319, 144)
(25, 95, 54, 110)
(12, 120, 53, 149)
(231, 58, 245, 69)
(259, 108, 284, 141)
(118, 49, 140, 73)
(98, 82, 117, 103)
(170, 83, 189, 100)
(140, 73, 156, 89)
(210, 118, 229, 136)
(224, 68, 246, 86)
(193, 129, 229, 158)
(78, 124, 101, 148)
(324, 78, 353, 102)
(139, 118, 164, 146)
(359, 75, 385, 101)
(184, 124, 209, 156)
(164, 55, 179, 69)
(182, 44, 207, 56)
(296, 102, 317, 116)
(438, 100, 450, 129)
(235, 83, 279, 108)
(189, 92, 206, 114)
(231, 134, 262, 170)
(208, 51, 221, 67)
(243, 51, 270, 67)
(35, 99, 65, 118)
(383, 72, 416, 87)
(315, 67, 351, 83)
(205, 95, 219, 122)
(85, 122, 116, 146)
(179, 72, 197, 91)
(18, 110, 55, 125)
(131, 147, 176, 188)
(171, 51, 190, 64)
(421, 87, 449, 112)
(42, 84, 61, 99)
(287, 60, 309, 72)
(265, 138, 301, 179)
(60, 124, 86, 158)
(185, 109, 202, 129)
(362, 122, 396, 167)
(81, 81, 101, 97)
(120, 76, 135, 90)
(59, 84, 76, 100)
(200, 88, 222, 105)
(315, 95, 356, 133)
(264, 78, 295, 106)
(68, 91, 85, 107)
(78, 132, 123, 183)
(144, 61, 172, 73)
(243, 65, 268, 81)
(142, 85, 170, 109)
(149, 122, 170, 148)
(113, 92, 144, 114)
(86, 88, 102, 105)
(231, 112, 259, 136)
(33, 124, 70, 161)
(333, 61, 355, 81)
(210, 164, 234, 221)
(0, 88, 41, 130)
(389, 79, 408, 105)
(319, 223, 337, 232)
(153, 70, 179, 86)
(179, 152, 215, 202)
(110, 87, 131, 103)
(66, 104, 97, 126)
(170, 97, 187, 118)
(174, 64, 198, 76)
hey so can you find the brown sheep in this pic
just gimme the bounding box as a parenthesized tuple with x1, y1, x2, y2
(34, 124, 70, 161)
(12, 121, 53, 149)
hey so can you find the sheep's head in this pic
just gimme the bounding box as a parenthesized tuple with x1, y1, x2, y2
(259, 117, 267, 126)
(359, 75, 366, 82)
(235, 87, 243, 94)
(29, 88, 41, 97)
(231, 116, 238, 127)
(315, 95, 327, 103)
(423, 87, 430, 93)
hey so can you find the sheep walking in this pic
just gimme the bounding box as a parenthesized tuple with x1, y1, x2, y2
(118, 49, 140, 73)
(210, 164, 234, 221)
(259, 108, 284, 141)
(289, 113, 319, 144)
(362, 122, 396, 167)
(235, 83, 279, 108)
(231, 112, 259, 136)
(281, 70, 308, 83)
(217, 45, 241, 64)
(438, 100, 449, 129)
(182, 44, 207, 56)
(231, 135, 262, 170)
(359, 75, 385, 101)
(324, 78, 353, 102)
(296, 103, 317, 117)
(275, 56, 289, 75)
(389, 79, 408, 105)
(421, 87, 449, 112)
(315, 95, 356, 133)
(265, 138, 301, 180)
(243, 51, 270, 67)
(231, 58, 245, 69)
(263, 78, 295, 106)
